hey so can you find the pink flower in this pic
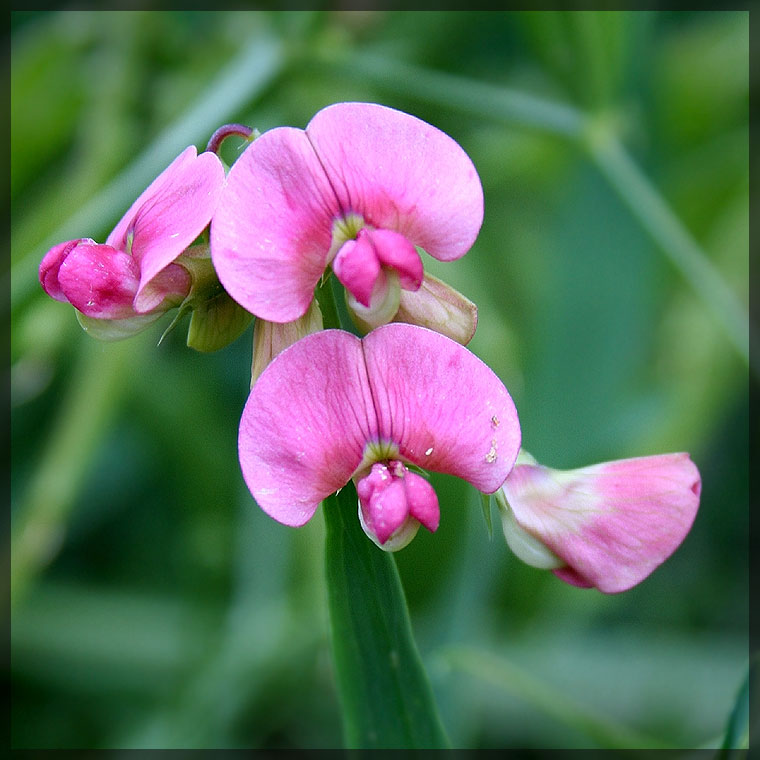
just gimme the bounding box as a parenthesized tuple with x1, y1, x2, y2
(40, 146, 225, 337)
(210, 102, 483, 337)
(497, 450, 701, 593)
(239, 323, 520, 550)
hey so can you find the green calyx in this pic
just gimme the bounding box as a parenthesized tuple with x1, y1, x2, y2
(166, 245, 253, 352)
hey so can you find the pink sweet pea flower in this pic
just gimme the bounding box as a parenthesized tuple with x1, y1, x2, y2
(40, 146, 225, 338)
(496, 450, 701, 593)
(211, 102, 483, 337)
(239, 323, 521, 550)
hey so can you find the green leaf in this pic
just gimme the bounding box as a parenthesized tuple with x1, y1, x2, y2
(323, 483, 449, 749)
(717, 658, 753, 756)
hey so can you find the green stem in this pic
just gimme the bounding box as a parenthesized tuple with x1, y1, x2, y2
(316, 274, 449, 748)
(324, 485, 449, 748)
(314, 273, 341, 331)
(11, 337, 140, 608)
(319, 50, 585, 138)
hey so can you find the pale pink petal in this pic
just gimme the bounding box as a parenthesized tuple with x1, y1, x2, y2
(503, 453, 701, 593)
(211, 127, 340, 322)
(306, 102, 483, 262)
(368, 228, 423, 291)
(238, 330, 378, 527)
(131, 150, 225, 312)
(361, 323, 521, 492)
(39, 239, 92, 302)
(56, 242, 140, 319)
(332, 234, 381, 308)
(405, 471, 440, 532)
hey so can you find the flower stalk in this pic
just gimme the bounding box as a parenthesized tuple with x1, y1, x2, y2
(318, 273, 449, 748)
(323, 482, 450, 748)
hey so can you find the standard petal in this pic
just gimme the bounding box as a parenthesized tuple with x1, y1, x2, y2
(131, 150, 225, 312)
(306, 102, 484, 262)
(211, 126, 340, 322)
(106, 146, 198, 250)
(502, 453, 702, 593)
(238, 330, 378, 527)
(362, 323, 521, 493)
(56, 242, 140, 319)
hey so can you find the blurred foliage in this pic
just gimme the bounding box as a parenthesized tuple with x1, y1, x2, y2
(10, 10, 748, 750)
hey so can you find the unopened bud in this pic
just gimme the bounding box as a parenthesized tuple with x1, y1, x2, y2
(395, 272, 478, 345)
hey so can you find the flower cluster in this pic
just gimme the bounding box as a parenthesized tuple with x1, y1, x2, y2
(39, 145, 250, 351)
(39, 102, 701, 593)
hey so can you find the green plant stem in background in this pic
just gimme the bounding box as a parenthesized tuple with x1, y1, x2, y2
(11, 338, 142, 609)
(323, 51, 585, 138)
(439, 645, 674, 749)
(324, 50, 752, 375)
(717, 657, 753, 755)
(585, 122, 753, 374)
(318, 277, 449, 749)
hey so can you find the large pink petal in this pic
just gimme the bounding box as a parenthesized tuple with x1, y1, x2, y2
(106, 146, 198, 251)
(131, 150, 225, 312)
(56, 242, 140, 319)
(211, 127, 340, 322)
(503, 453, 701, 593)
(306, 102, 484, 262)
(362, 323, 521, 493)
(238, 330, 378, 527)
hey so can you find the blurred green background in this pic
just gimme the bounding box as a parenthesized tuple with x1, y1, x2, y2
(10, 10, 749, 750)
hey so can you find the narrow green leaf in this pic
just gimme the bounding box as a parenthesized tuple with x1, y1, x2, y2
(11, 337, 143, 607)
(323, 483, 449, 749)
(585, 123, 754, 375)
(718, 659, 753, 756)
